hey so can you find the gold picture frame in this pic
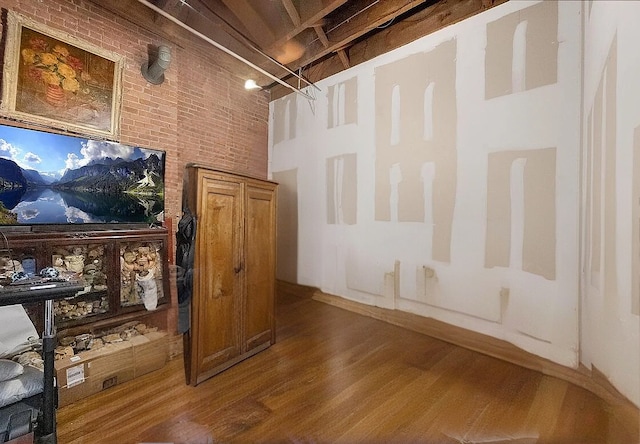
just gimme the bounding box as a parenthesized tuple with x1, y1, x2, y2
(1, 11, 124, 139)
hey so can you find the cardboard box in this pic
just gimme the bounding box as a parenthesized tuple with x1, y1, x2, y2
(55, 340, 134, 407)
(55, 332, 169, 407)
(130, 331, 169, 378)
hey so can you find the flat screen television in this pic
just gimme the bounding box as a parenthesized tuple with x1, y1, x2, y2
(0, 123, 165, 226)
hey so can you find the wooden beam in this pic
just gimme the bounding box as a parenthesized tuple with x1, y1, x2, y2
(153, 0, 171, 8)
(337, 49, 350, 69)
(313, 25, 330, 48)
(290, 0, 431, 73)
(280, 0, 301, 27)
(269, 0, 349, 49)
(219, 0, 276, 44)
(194, 0, 258, 44)
(270, 0, 508, 99)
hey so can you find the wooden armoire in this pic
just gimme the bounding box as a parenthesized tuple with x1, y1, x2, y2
(182, 165, 277, 385)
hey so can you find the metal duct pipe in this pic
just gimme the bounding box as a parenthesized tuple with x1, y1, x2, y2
(135, 0, 315, 100)
(141, 45, 172, 85)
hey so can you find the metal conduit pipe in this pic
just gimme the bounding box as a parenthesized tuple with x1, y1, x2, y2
(136, 0, 316, 100)
(186, 1, 320, 92)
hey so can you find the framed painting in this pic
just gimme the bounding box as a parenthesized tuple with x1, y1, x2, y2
(1, 11, 124, 139)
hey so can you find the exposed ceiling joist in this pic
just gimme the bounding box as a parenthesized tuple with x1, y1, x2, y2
(219, 0, 275, 44)
(89, 0, 507, 101)
(270, 0, 507, 98)
(267, 0, 349, 52)
(280, 0, 301, 27)
(294, 0, 433, 72)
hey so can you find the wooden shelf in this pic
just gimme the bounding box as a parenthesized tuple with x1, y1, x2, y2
(1, 226, 171, 336)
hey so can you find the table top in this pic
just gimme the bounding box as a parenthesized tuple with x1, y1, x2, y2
(0, 281, 85, 306)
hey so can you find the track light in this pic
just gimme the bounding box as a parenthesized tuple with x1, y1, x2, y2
(137, 0, 318, 99)
(244, 79, 261, 90)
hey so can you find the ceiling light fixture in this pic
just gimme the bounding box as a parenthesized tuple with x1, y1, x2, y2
(136, 0, 316, 100)
(188, 1, 318, 92)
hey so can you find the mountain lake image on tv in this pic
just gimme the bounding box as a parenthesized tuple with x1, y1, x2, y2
(0, 124, 165, 225)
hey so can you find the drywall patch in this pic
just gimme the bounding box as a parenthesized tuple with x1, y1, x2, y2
(374, 38, 457, 263)
(272, 169, 298, 283)
(485, 148, 557, 280)
(499, 287, 509, 323)
(585, 89, 602, 288)
(388, 260, 400, 302)
(328, 77, 358, 128)
(327, 154, 357, 225)
(585, 36, 617, 300)
(632, 126, 639, 315)
(272, 95, 298, 144)
(485, 1, 558, 100)
(344, 236, 404, 304)
(415, 265, 437, 304)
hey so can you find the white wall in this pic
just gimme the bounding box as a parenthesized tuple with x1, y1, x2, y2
(269, 0, 639, 406)
(580, 0, 640, 407)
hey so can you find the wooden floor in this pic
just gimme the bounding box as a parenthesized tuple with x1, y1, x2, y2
(57, 292, 639, 444)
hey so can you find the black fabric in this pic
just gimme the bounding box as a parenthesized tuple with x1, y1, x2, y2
(0, 397, 39, 441)
(176, 210, 196, 334)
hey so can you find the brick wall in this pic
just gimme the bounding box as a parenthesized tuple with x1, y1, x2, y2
(0, 0, 270, 333)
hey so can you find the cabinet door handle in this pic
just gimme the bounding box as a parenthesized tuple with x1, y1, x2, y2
(234, 264, 243, 274)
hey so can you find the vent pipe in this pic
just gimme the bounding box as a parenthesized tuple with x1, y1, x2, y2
(141, 45, 172, 85)
(135, 0, 315, 100)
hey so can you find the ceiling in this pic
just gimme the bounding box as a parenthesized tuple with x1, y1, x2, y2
(96, 0, 507, 99)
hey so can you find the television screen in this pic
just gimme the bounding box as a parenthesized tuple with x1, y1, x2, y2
(0, 123, 165, 225)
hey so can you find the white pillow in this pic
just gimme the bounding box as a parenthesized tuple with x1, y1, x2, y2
(0, 359, 23, 382)
(0, 366, 43, 408)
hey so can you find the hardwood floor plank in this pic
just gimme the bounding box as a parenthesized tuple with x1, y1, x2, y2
(335, 347, 478, 442)
(385, 355, 516, 443)
(522, 377, 570, 442)
(551, 384, 610, 444)
(57, 294, 638, 443)
(462, 364, 543, 441)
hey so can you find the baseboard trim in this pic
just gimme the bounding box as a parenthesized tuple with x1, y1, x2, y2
(296, 285, 638, 434)
(277, 279, 318, 299)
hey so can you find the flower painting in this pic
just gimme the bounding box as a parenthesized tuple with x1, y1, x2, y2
(1, 12, 123, 139)
(22, 39, 84, 93)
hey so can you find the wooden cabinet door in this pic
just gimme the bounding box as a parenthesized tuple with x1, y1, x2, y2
(190, 175, 243, 384)
(243, 182, 277, 352)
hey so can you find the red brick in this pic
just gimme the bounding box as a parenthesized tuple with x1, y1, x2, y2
(0, 0, 270, 334)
